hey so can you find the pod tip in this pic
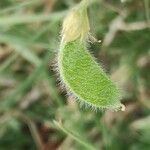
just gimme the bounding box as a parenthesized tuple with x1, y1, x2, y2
(120, 104, 126, 111)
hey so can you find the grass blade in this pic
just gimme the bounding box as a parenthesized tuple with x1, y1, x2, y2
(53, 120, 98, 150)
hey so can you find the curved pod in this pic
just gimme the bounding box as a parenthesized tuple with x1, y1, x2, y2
(58, 39, 121, 109)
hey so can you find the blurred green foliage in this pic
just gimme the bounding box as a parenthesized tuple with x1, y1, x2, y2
(0, 0, 150, 150)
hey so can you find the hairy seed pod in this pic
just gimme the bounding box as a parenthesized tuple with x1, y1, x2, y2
(57, 0, 125, 110)
(58, 39, 123, 110)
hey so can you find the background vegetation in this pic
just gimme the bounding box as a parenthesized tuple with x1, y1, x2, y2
(0, 0, 150, 150)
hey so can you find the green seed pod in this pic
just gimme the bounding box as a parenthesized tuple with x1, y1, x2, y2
(58, 39, 123, 110)
(57, 0, 125, 110)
